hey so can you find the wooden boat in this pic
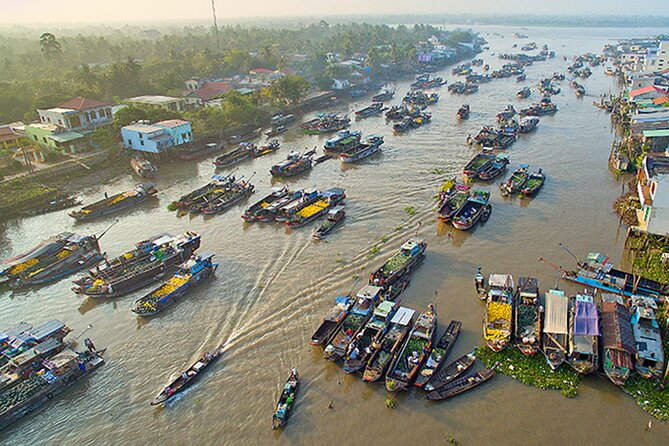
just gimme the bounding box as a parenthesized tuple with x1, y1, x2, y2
(484, 274, 514, 351)
(369, 238, 426, 290)
(385, 305, 436, 392)
(254, 190, 304, 222)
(438, 184, 471, 222)
(313, 207, 345, 239)
(339, 135, 383, 163)
(477, 155, 509, 181)
(456, 104, 470, 120)
(151, 348, 221, 405)
(600, 300, 635, 386)
(172, 174, 237, 211)
(423, 351, 477, 392)
(132, 254, 217, 316)
(542, 289, 569, 370)
(629, 296, 665, 381)
(270, 151, 313, 177)
(520, 169, 545, 196)
(274, 190, 320, 223)
(284, 188, 346, 228)
(309, 296, 352, 346)
(253, 140, 280, 158)
(415, 320, 462, 388)
(72, 232, 201, 298)
(69, 183, 157, 222)
(199, 179, 255, 215)
(213, 142, 255, 166)
(130, 157, 157, 178)
(266, 125, 287, 138)
(270, 113, 295, 127)
(1, 232, 103, 288)
(463, 151, 495, 177)
(343, 301, 398, 373)
(324, 130, 361, 152)
(514, 277, 541, 355)
(516, 73, 527, 81)
(372, 90, 395, 102)
(452, 190, 491, 231)
(518, 117, 539, 133)
(242, 187, 290, 222)
(567, 294, 599, 374)
(500, 165, 529, 197)
(179, 143, 222, 161)
(516, 87, 531, 99)
(355, 102, 384, 118)
(272, 368, 300, 430)
(425, 368, 495, 401)
(563, 252, 669, 301)
(323, 286, 382, 361)
(362, 307, 415, 382)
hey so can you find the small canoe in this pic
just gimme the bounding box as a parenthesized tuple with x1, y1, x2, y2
(415, 320, 462, 388)
(272, 368, 300, 430)
(425, 367, 495, 401)
(151, 348, 222, 405)
(423, 351, 477, 392)
(313, 207, 345, 239)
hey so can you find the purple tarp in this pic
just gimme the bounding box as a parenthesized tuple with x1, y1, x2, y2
(574, 300, 600, 335)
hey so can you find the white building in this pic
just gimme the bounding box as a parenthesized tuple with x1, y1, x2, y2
(637, 155, 669, 236)
(643, 41, 669, 72)
(37, 97, 112, 132)
(126, 95, 201, 112)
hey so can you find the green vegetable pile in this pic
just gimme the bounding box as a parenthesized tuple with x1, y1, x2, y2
(476, 346, 582, 398)
(0, 375, 48, 414)
(381, 253, 409, 274)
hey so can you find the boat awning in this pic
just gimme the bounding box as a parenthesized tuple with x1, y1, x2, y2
(573, 335, 593, 353)
(0, 333, 8, 343)
(374, 301, 395, 316)
(152, 235, 174, 246)
(334, 296, 350, 307)
(391, 307, 415, 325)
(356, 285, 382, 300)
(601, 302, 635, 353)
(29, 320, 66, 341)
(544, 290, 568, 334)
(573, 299, 599, 336)
(488, 274, 514, 289)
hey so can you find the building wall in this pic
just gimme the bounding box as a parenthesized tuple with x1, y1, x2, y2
(161, 122, 193, 146)
(38, 106, 112, 131)
(121, 127, 163, 153)
(25, 125, 58, 150)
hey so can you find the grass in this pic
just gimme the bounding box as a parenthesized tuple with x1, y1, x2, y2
(622, 376, 669, 421)
(404, 206, 416, 215)
(368, 245, 381, 257)
(476, 346, 582, 398)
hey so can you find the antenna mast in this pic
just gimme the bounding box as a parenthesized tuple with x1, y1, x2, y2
(211, 0, 221, 55)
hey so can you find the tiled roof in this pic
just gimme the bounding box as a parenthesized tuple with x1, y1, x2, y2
(57, 97, 111, 110)
(0, 126, 22, 143)
(630, 85, 666, 98)
(249, 68, 273, 74)
(190, 81, 232, 101)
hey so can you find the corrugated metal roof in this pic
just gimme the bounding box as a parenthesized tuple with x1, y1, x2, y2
(544, 290, 568, 334)
(642, 129, 669, 137)
(30, 320, 65, 341)
(391, 307, 415, 325)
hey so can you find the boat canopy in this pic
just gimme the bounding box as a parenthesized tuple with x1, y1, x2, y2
(356, 285, 383, 300)
(488, 274, 514, 289)
(0, 333, 8, 344)
(12, 338, 62, 367)
(401, 238, 425, 255)
(544, 290, 568, 334)
(601, 302, 635, 354)
(334, 296, 350, 307)
(152, 234, 175, 247)
(584, 252, 612, 270)
(1, 233, 73, 267)
(391, 307, 415, 326)
(322, 187, 345, 198)
(573, 297, 599, 336)
(374, 301, 395, 317)
(29, 320, 66, 341)
(414, 310, 435, 339)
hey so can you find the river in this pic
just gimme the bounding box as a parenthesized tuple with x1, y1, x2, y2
(1, 25, 668, 446)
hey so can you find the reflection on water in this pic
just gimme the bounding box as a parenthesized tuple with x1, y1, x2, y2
(1, 24, 668, 445)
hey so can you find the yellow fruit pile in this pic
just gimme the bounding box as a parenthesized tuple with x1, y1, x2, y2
(56, 249, 71, 260)
(298, 200, 329, 218)
(10, 258, 38, 275)
(152, 276, 188, 298)
(485, 302, 511, 340)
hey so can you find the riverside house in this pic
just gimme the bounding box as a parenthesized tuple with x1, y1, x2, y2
(636, 154, 669, 236)
(121, 119, 193, 155)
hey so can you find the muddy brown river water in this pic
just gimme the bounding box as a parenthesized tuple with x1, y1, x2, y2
(1, 25, 668, 446)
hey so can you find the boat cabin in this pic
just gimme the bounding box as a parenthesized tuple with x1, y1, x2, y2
(356, 285, 383, 302)
(569, 295, 600, 361)
(630, 296, 664, 371)
(413, 311, 436, 340)
(391, 307, 416, 327)
(368, 301, 396, 330)
(400, 238, 425, 258)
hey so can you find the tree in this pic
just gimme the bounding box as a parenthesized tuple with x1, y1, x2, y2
(90, 128, 120, 155)
(74, 64, 98, 89)
(39, 33, 62, 61)
(267, 75, 310, 106)
(112, 106, 148, 131)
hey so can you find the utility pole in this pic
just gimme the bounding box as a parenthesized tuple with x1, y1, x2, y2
(211, 0, 221, 56)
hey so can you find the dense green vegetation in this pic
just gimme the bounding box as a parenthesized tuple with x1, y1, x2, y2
(0, 23, 475, 123)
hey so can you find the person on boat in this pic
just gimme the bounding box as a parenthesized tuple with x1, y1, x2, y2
(181, 372, 188, 381)
(84, 338, 96, 352)
(346, 328, 354, 338)
(409, 351, 420, 365)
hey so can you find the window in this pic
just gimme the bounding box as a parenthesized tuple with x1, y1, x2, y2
(140, 140, 144, 146)
(127, 140, 132, 147)
(91, 110, 97, 120)
(42, 137, 47, 143)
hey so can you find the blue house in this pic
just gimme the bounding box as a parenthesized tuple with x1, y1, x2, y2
(121, 119, 193, 154)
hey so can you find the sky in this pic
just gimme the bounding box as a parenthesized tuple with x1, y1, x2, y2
(2, 0, 668, 24)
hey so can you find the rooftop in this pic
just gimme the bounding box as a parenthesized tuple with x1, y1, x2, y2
(156, 119, 190, 129)
(57, 97, 110, 110)
(123, 123, 164, 133)
(188, 81, 232, 101)
(128, 95, 183, 104)
(630, 85, 667, 98)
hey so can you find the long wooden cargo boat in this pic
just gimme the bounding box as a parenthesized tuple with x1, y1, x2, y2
(339, 135, 384, 163)
(69, 183, 157, 221)
(514, 277, 541, 355)
(452, 190, 491, 231)
(213, 142, 255, 166)
(270, 152, 313, 177)
(132, 254, 217, 316)
(272, 368, 300, 430)
(425, 368, 495, 401)
(73, 232, 201, 298)
(343, 301, 398, 373)
(415, 320, 462, 388)
(284, 188, 346, 228)
(567, 294, 599, 374)
(423, 351, 477, 392)
(151, 347, 221, 405)
(500, 165, 529, 197)
(600, 300, 635, 386)
(1, 232, 103, 288)
(309, 296, 352, 346)
(385, 305, 436, 392)
(438, 183, 471, 222)
(242, 187, 290, 222)
(362, 307, 415, 382)
(484, 274, 514, 352)
(200, 180, 255, 215)
(369, 238, 426, 291)
(542, 289, 569, 370)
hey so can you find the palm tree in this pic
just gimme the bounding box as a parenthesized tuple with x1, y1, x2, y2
(74, 64, 98, 89)
(39, 33, 62, 60)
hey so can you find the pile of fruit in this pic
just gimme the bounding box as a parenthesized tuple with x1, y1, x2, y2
(381, 253, 409, 275)
(152, 276, 188, 298)
(0, 375, 48, 414)
(9, 258, 38, 275)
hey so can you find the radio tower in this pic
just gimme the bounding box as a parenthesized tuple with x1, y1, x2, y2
(211, 0, 221, 55)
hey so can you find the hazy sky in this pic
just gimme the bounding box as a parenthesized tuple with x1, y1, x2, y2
(2, 0, 668, 24)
